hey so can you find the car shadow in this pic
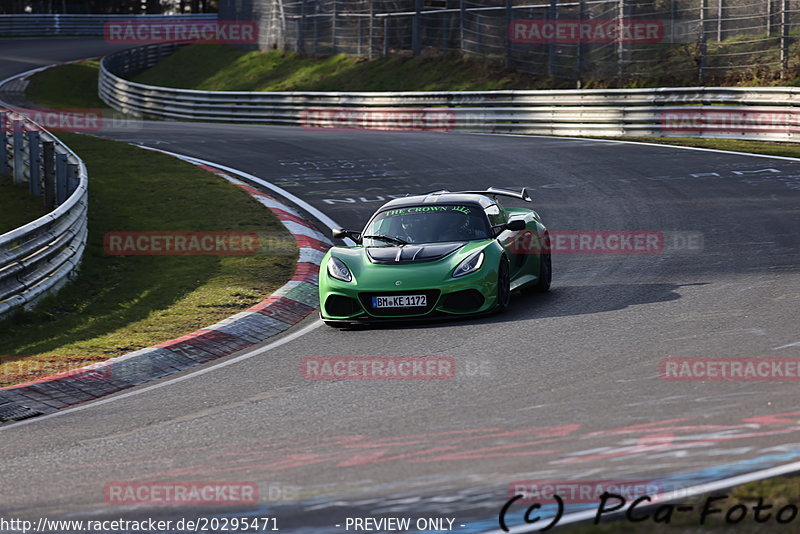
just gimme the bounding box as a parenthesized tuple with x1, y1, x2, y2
(340, 282, 706, 331)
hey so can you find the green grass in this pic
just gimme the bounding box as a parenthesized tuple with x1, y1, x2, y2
(129, 39, 800, 92)
(131, 44, 562, 91)
(558, 475, 800, 533)
(0, 134, 297, 386)
(597, 136, 800, 159)
(0, 174, 48, 235)
(25, 60, 109, 109)
(25, 38, 800, 107)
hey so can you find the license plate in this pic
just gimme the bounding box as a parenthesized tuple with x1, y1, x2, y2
(372, 295, 427, 308)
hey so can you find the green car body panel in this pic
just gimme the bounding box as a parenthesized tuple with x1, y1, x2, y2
(318, 189, 550, 324)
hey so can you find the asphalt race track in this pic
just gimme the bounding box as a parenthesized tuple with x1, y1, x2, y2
(2, 39, 800, 532)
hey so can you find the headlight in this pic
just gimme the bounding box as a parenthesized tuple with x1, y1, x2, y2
(452, 251, 484, 278)
(327, 256, 352, 282)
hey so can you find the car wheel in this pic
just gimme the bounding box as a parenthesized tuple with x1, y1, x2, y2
(533, 250, 552, 293)
(529, 231, 552, 293)
(496, 258, 511, 313)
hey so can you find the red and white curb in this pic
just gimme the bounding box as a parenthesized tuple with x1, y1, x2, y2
(0, 157, 331, 422)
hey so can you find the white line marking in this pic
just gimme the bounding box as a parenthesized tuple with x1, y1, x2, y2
(138, 146, 354, 245)
(466, 132, 800, 162)
(482, 459, 800, 533)
(772, 341, 800, 350)
(1, 320, 323, 431)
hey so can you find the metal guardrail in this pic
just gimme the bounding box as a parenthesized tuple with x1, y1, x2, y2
(99, 43, 800, 143)
(0, 110, 88, 321)
(0, 13, 217, 36)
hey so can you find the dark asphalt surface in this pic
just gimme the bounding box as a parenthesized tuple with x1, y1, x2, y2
(0, 37, 128, 78)
(2, 39, 800, 533)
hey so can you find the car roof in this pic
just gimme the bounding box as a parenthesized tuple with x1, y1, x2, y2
(378, 192, 496, 210)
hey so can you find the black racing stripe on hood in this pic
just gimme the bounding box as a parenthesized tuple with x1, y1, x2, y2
(366, 242, 466, 264)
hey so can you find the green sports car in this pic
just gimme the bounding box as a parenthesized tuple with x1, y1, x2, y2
(318, 188, 551, 326)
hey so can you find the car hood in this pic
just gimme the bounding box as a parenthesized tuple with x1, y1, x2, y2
(366, 242, 466, 264)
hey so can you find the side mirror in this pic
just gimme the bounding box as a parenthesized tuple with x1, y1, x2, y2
(506, 219, 526, 231)
(332, 229, 362, 242)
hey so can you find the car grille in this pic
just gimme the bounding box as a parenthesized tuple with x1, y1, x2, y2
(324, 295, 361, 317)
(441, 289, 485, 312)
(358, 290, 441, 317)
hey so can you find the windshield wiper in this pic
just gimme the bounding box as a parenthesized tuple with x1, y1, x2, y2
(363, 234, 409, 245)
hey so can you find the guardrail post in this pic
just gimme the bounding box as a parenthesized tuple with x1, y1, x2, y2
(67, 163, 79, 196)
(459, 0, 465, 52)
(440, 11, 450, 52)
(42, 141, 56, 210)
(699, 0, 708, 82)
(547, 0, 557, 77)
(767, 0, 773, 35)
(383, 16, 389, 56)
(505, 0, 513, 67)
(781, 0, 789, 78)
(332, 0, 338, 53)
(368, 0, 374, 58)
(297, 0, 305, 53)
(577, 1, 587, 86)
(12, 121, 24, 186)
(313, 14, 319, 54)
(55, 152, 68, 206)
(28, 131, 41, 197)
(412, 0, 422, 56)
(670, 0, 677, 44)
(475, 13, 482, 55)
(358, 17, 364, 55)
(616, 0, 627, 79)
(0, 111, 7, 175)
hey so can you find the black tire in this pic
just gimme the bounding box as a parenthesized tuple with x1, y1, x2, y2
(533, 233, 552, 293)
(496, 258, 511, 313)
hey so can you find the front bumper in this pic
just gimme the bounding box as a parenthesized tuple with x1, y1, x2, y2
(319, 276, 498, 322)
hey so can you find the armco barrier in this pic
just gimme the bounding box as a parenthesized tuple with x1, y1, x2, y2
(98, 43, 800, 143)
(0, 109, 88, 321)
(0, 13, 216, 37)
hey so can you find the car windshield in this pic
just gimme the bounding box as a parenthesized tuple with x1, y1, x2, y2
(363, 205, 491, 245)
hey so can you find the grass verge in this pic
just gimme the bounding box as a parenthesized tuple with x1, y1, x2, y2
(0, 133, 297, 386)
(25, 59, 110, 109)
(0, 174, 48, 235)
(130, 44, 561, 91)
(596, 136, 800, 159)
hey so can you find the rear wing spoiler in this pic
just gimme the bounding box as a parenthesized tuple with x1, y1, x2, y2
(428, 187, 532, 202)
